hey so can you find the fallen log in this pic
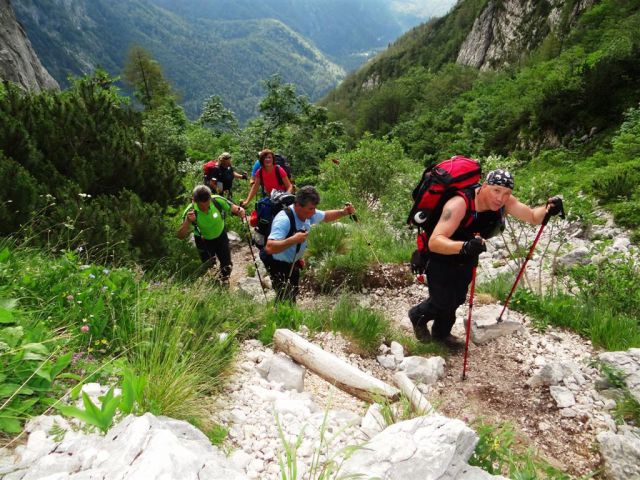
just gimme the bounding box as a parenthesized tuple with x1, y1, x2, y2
(393, 371, 433, 415)
(273, 329, 399, 402)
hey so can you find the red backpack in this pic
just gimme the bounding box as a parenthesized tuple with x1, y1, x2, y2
(408, 156, 481, 270)
(203, 160, 218, 179)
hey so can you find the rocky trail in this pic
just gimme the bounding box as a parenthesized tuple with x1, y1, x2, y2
(3, 214, 639, 480)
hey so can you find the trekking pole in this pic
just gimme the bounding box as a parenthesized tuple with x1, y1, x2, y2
(242, 217, 269, 303)
(496, 211, 553, 323)
(462, 264, 478, 381)
(347, 207, 394, 289)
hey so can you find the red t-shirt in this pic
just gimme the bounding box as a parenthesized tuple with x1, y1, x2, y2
(257, 166, 287, 194)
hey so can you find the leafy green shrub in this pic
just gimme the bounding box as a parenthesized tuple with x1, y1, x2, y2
(470, 420, 575, 479)
(591, 164, 640, 202)
(319, 135, 420, 208)
(0, 299, 72, 433)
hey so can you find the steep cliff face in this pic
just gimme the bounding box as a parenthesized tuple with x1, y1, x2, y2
(0, 0, 58, 91)
(456, 0, 595, 70)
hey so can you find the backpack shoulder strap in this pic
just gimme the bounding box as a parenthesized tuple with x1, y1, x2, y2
(456, 186, 478, 228)
(284, 207, 296, 239)
(258, 167, 267, 197)
(275, 165, 284, 187)
(211, 195, 229, 220)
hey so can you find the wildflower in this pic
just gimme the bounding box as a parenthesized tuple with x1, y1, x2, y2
(101, 286, 108, 291)
(88, 273, 96, 279)
(100, 339, 108, 345)
(102, 269, 110, 275)
(66, 294, 74, 301)
(87, 347, 93, 353)
(80, 325, 90, 333)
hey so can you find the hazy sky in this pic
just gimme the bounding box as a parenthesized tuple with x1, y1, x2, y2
(391, 0, 458, 19)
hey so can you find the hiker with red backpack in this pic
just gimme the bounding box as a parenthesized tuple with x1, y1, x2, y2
(240, 149, 293, 207)
(177, 185, 246, 284)
(408, 160, 564, 349)
(262, 186, 355, 303)
(203, 152, 248, 200)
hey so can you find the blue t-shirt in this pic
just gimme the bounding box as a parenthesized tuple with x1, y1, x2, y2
(251, 160, 261, 177)
(269, 205, 325, 263)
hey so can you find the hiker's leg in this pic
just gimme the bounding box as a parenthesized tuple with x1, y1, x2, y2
(262, 256, 289, 302)
(194, 236, 216, 268)
(410, 258, 451, 321)
(430, 262, 474, 338)
(282, 264, 300, 304)
(213, 232, 232, 283)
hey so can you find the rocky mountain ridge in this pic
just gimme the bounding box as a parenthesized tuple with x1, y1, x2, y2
(0, 0, 58, 92)
(456, 0, 596, 70)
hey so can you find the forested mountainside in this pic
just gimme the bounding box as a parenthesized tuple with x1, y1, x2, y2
(148, 0, 430, 71)
(323, 0, 638, 156)
(10, 0, 435, 120)
(322, 0, 640, 235)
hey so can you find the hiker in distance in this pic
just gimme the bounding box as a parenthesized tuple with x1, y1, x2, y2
(409, 169, 564, 349)
(205, 152, 248, 200)
(240, 149, 293, 207)
(262, 185, 355, 303)
(177, 185, 246, 284)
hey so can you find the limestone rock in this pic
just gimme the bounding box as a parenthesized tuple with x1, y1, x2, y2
(597, 430, 640, 480)
(0, 0, 59, 91)
(2, 413, 248, 480)
(399, 356, 445, 385)
(341, 414, 506, 480)
(256, 353, 305, 392)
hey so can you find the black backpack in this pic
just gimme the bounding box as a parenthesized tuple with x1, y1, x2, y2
(274, 153, 292, 178)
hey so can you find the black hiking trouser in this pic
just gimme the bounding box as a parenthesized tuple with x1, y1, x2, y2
(410, 256, 475, 338)
(260, 254, 300, 304)
(194, 232, 232, 282)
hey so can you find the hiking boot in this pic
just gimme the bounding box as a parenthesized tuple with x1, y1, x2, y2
(433, 334, 465, 351)
(408, 306, 431, 342)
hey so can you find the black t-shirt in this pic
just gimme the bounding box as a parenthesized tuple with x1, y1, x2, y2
(211, 165, 235, 191)
(430, 190, 504, 265)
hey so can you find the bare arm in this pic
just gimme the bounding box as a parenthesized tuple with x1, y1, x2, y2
(504, 196, 548, 225)
(241, 178, 260, 206)
(428, 196, 471, 254)
(177, 210, 196, 239)
(265, 231, 308, 255)
(282, 174, 293, 193)
(322, 204, 355, 222)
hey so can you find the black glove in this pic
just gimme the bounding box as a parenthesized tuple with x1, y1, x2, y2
(459, 237, 486, 257)
(241, 172, 248, 180)
(547, 196, 564, 218)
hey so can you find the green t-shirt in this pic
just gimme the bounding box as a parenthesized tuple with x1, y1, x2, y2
(182, 195, 231, 240)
